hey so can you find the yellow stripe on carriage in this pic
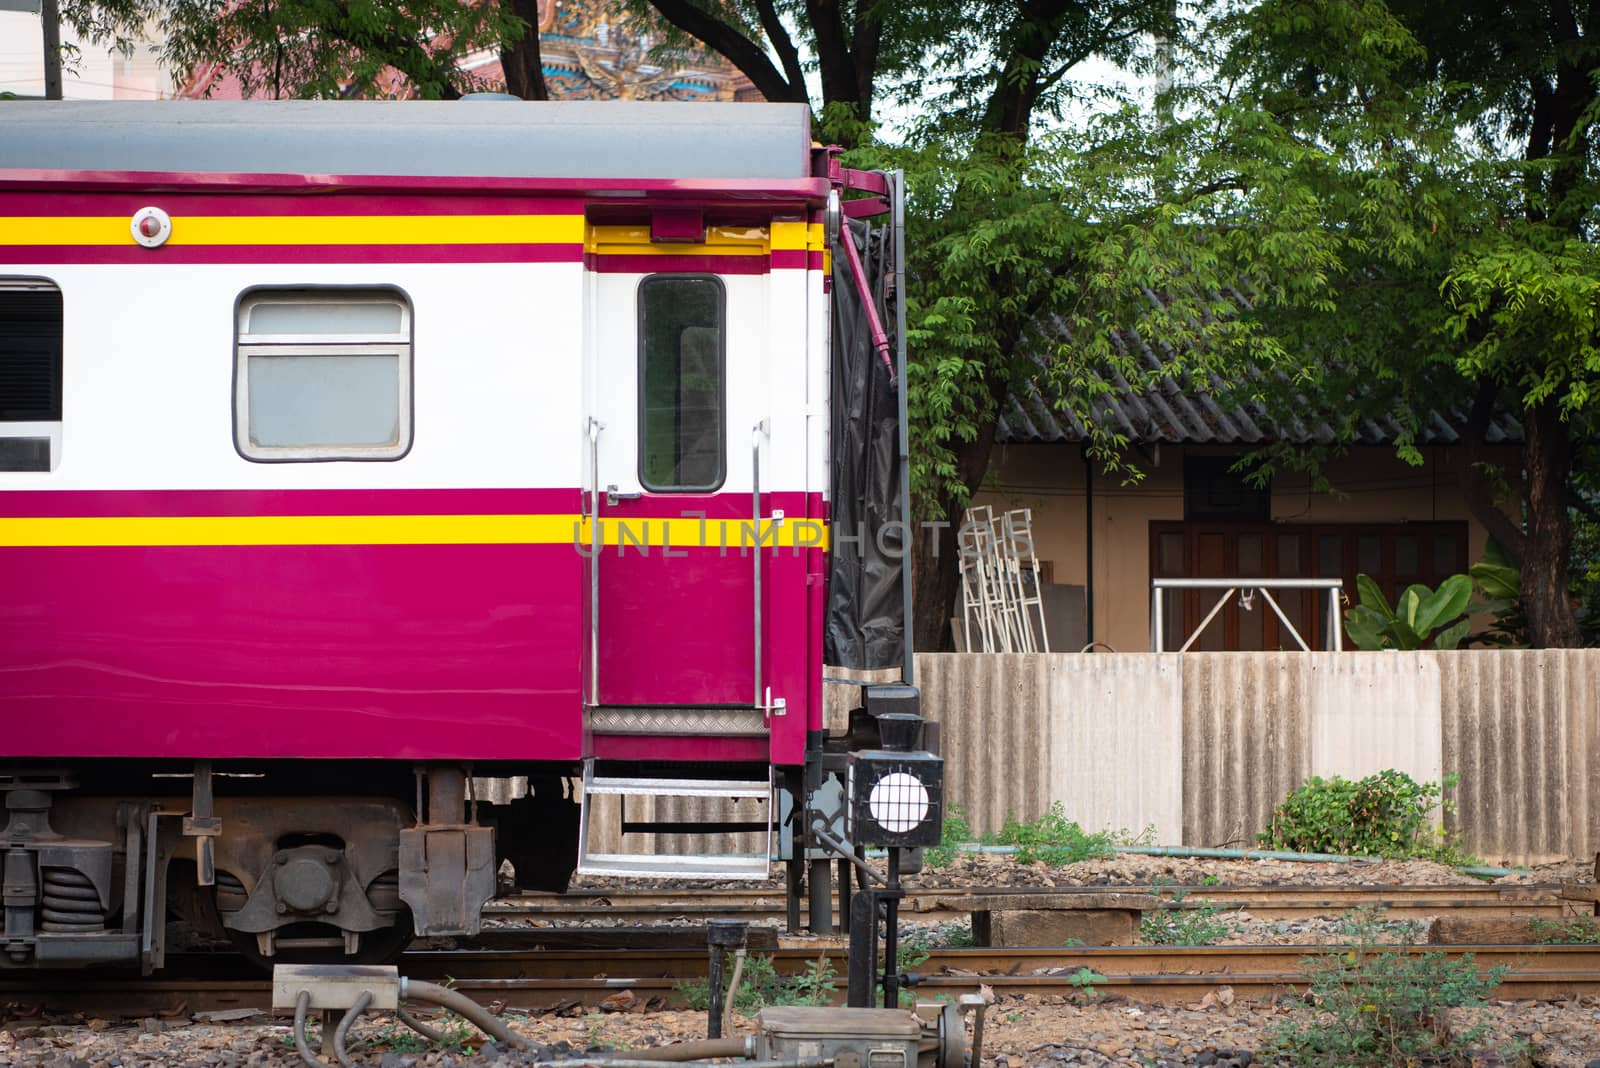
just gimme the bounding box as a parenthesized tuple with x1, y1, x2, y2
(0, 215, 586, 247)
(584, 224, 771, 256)
(0, 514, 829, 550)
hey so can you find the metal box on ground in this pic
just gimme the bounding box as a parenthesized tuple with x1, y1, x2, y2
(757, 1007, 922, 1068)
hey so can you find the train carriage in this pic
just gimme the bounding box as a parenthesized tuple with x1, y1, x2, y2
(0, 101, 933, 972)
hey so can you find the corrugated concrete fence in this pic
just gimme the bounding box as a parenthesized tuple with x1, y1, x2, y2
(485, 650, 1597, 868)
(923, 650, 1599, 866)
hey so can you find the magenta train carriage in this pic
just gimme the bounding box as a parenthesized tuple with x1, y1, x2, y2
(0, 101, 939, 975)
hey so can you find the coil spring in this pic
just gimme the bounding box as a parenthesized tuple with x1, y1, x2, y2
(40, 867, 104, 932)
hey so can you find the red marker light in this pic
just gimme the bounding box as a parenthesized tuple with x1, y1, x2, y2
(139, 216, 162, 239)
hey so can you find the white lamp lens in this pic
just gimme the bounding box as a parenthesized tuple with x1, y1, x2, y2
(867, 772, 929, 833)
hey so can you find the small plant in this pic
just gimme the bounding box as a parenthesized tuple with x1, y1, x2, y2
(1140, 884, 1232, 945)
(785, 954, 839, 1004)
(1200, 873, 1222, 886)
(1067, 967, 1106, 999)
(1268, 908, 1508, 1067)
(895, 935, 932, 1006)
(937, 922, 975, 947)
(1258, 770, 1474, 863)
(581, 1013, 608, 1051)
(369, 1011, 477, 1053)
(1528, 916, 1600, 944)
(994, 802, 1114, 866)
(674, 953, 837, 1013)
(1344, 572, 1473, 650)
(925, 803, 974, 868)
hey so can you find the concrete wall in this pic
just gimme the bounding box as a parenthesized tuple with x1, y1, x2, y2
(496, 650, 1597, 869)
(923, 649, 1600, 866)
(972, 444, 1517, 655)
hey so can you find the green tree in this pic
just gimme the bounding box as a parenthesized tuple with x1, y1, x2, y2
(1035, 0, 1600, 647)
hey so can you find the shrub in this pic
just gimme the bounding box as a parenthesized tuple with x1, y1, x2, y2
(1344, 573, 1472, 650)
(674, 953, 837, 1013)
(924, 803, 974, 869)
(1140, 882, 1233, 945)
(1258, 770, 1472, 862)
(1269, 909, 1508, 1067)
(1528, 916, 1600, 944)
(995, 802, 1115, 865)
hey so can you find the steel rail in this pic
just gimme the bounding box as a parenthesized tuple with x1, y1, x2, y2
(483, 883, 1585, 923)
(10, 945, 1600, 1016)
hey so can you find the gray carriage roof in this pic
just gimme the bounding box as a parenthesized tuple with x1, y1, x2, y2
(0, 101, 814, 180)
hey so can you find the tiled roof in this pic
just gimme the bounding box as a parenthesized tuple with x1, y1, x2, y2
(997, 307, 1524, 447)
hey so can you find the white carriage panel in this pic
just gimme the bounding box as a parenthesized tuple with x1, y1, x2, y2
(0, 261, 584, 492)
(589, 271, 796, 495)
(806, 268, 829, 499)
(764, 264, 810, 500)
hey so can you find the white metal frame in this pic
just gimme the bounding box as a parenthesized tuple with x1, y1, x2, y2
(960, 505, 1050, 653)
(1151, 577, 1345, 653)
(234, 288, 413, 462)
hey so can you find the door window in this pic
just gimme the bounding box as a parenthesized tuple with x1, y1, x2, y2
(638, 275, 724, 492)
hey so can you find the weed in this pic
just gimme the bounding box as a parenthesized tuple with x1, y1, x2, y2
(674, 953, 837, 1014)
(925, 803, 975, 868)
(894, 935, 932, 1006)
(1140, 883, 1232, 945)
(1200, 874, 1222, 887)
(786, 954, 839, 1005)
(1068, 967, 1106, 999)
(995, 802, 1114, 866)
(1528, 916, 1600, 944)
(937, 922, 975, 947)
(1258, 770, 1477, 864)
(361, 1012, 477, 1055)
(1268, 908, 1508, 1067)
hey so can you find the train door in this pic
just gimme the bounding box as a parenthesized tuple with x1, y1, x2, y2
(585, 260, 769, 718)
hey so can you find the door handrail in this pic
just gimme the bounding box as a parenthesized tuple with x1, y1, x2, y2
(587, 416, 603, 706)
(752, 419, 768, 709)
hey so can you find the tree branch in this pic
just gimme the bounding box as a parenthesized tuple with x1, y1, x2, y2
(751, 0, 806, 98)
(848, 0, 881, 114)
(500, 0, 549, 100)
(644, 0, 804, 102)
(804, 0, 860, 109)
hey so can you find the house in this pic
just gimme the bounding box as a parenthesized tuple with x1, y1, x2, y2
(969, 360, 1524, 655)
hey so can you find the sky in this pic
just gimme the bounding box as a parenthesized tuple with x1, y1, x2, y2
(1, 12, 171, 98)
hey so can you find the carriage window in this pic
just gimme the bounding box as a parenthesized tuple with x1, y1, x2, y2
(0, 281, 63, 472)
(235, 289, 411, 461)
(638, 276, 724, 492)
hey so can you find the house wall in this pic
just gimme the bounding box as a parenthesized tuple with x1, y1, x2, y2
(972, 443, 1519, 654)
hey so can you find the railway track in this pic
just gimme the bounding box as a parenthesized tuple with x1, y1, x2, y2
(486, 882, 1590, 925)
(6, 883, 1593, 1020)
(8, 943, 1599, 1017)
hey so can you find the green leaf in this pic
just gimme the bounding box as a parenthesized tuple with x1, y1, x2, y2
(1414, 574, 1472, 634)
(1398, 584, 1430, 629)
(1344, 605, 1389, 650)
(1469, 562, 1521, 601)
(1356, 574, 1396, 622)
(1383, 619, 1424, 650)
(1432, 618, 1470, 650)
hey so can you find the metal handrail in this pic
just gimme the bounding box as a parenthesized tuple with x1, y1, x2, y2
(587, 416, 603, 705)
(1151, 577, 1345, 653)
(752, 419, 768, 709)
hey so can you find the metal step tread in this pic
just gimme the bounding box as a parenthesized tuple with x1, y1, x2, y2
(585, 777, 770, 799)
(577, 853, 771, 879)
